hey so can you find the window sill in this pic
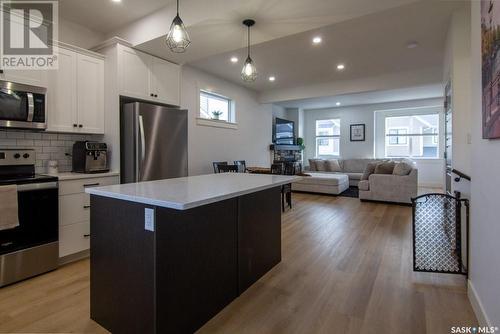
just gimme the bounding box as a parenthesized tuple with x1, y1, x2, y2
(196, 118, 238, 130)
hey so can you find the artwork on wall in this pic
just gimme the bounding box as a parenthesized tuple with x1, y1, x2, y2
(350, 124, 365, 142)
(481, 0, 500, 139)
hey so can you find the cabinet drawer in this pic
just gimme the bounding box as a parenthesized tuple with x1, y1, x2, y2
(59, 176, 119, 195)
(59, 221, 90, 257)
(60, 193, 90, 226)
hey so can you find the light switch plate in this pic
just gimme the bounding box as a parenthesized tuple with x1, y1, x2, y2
(145, 208, 155, 232)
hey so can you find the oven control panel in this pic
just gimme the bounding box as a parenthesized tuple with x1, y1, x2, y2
(0, 149, 35, 166)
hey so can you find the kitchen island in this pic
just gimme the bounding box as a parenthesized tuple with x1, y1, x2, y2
(86, 173, 300, 334)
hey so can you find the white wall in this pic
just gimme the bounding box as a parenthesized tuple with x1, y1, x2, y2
(303, 98, 445, 187)
(181, 66, 273, 175)
(443, 6, 473, 198)
(59, 18, 105, 49)
(468, 1, 500, 327)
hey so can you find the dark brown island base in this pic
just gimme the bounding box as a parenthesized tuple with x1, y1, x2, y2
(86, 173, 300, 334)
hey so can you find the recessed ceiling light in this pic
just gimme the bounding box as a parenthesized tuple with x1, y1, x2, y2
(336, 102, 341, 106)
(407, 41, 419, 49)
(230, 56, 238, 63)
(269, 76, 276, 82)
(312, 36, 322, 44)
(336, 64, 345, 70)
(111, 0, 121, 3)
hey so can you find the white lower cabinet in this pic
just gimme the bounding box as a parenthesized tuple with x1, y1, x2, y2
(58, 174, 119, 258)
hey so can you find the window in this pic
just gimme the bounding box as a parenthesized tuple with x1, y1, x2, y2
(385, 114, 439, 158)
(315, 119, 340, 156)
(388, 128, 408, 145)
(199, 90, 234, 123)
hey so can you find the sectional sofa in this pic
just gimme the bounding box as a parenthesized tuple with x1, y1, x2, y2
(292, 158, 418, 204)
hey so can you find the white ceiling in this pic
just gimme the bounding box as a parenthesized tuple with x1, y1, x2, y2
(185, 0, 462, 93)
(59, 0, 170, 33)
(276, 84, 443, 110)
(134, 0, 419, 64)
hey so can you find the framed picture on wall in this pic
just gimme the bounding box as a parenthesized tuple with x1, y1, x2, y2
(482, 0, 500, 139)
(350, 124, 365, 142)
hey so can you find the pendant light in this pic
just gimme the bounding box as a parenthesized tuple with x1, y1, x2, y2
(241, 19, 257, 82)
(166, 0, 191, 53)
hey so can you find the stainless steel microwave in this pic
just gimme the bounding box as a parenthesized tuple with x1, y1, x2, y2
(0, 81, 46, 130)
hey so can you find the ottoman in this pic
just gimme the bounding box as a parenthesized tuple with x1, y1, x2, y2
(292, 172, 349, 195)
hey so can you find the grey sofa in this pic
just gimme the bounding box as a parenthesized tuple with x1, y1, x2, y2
(302, 158, 418, 204)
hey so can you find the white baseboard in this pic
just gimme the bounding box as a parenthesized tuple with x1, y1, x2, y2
(468, 279, 491, 327)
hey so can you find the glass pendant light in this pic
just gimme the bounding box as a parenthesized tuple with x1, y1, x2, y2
(241, 19, 257, 82)
(166, 0, 191, 53)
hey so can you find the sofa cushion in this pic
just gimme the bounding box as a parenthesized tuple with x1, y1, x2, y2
(374, 162, 396, 174)
(295, 172, 349, 186)
(315, 160, 327, 171)
(358, 180, 370, 191)
(308, 159, 318, 171)
(341, 159, 385, 173)
(361, 162, 378, 180)
(393, 161, 413, 176)
(325, 159, 342, 172)
(344, 172, 363, 180)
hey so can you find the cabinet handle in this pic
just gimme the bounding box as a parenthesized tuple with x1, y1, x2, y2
(150, 93, 154, 97)
(83, 183, 100, 187)
(79, 124, 83, 128)
(0, 69, 3, 74)
(154, 94, 158, 98)
(83, 205, 91, 209)
(73, 124, 78, 127)
(83, 234, 91, 238)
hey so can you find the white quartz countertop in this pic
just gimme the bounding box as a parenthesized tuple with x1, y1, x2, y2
(85, 173, 301, 210)
(46, 171, 120, 181)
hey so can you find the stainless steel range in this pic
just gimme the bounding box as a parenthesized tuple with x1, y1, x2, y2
(0, 149, 59, 287)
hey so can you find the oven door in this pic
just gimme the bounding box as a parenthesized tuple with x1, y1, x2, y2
(0, 182, 58, 256)
(0, 81, 46, 130)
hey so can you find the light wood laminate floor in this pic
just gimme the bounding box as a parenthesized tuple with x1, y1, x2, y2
(0, 193, 476, 334)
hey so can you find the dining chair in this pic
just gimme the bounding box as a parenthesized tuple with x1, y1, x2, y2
(271, 163, 292, 212)
(234, 160, 247, 173)
(217, 165, 239, 173)
(213, 161, 228, 173)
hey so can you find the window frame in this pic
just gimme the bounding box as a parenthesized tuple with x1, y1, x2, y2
(315, 118, 341, 157)
(199, 89, 235, 123)
(386, 127, 409, 146)
(383, 113, 440, 159)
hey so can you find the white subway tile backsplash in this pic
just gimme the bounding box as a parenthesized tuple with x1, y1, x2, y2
(16, 139, 34, 147)
(41, 133, 58, 140)
(0, 129, 101, 173)
(24, 132, 42, 140)
(6, 131, 25, 139)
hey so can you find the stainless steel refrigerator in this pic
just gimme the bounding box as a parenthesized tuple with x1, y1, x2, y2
(121, 102, 188, 183)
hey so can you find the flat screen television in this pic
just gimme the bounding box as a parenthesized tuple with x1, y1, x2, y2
(274, 117, 295, 145)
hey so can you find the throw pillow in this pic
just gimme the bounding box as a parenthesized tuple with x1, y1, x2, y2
(325, 159, 342, 172)
(315, 159, 327, 171)
(361, 162, 378, 180)
(374, 162, 396, 175)
(393, 162, 413, 176)
(308, 159, 318, 171)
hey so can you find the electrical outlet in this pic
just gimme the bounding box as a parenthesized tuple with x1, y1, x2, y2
(144, 208, 155, 232)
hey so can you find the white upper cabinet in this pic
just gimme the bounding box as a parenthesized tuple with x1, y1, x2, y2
(118, 45, 180, 106)
(76, 53, 104, 134)
(47, 48, 78, 133)
(0, 69, 48, 87)
(119, 46, 151, 100)
(47, 46, 105, 134)
(150, 56, 180, 106)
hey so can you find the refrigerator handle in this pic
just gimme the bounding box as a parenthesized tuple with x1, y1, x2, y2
(138, 115, 146, 178)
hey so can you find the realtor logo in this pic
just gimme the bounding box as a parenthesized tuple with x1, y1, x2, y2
(0, 1, 58, 69)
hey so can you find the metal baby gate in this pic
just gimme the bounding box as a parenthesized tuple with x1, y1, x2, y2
(412, 192, 469, 275)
